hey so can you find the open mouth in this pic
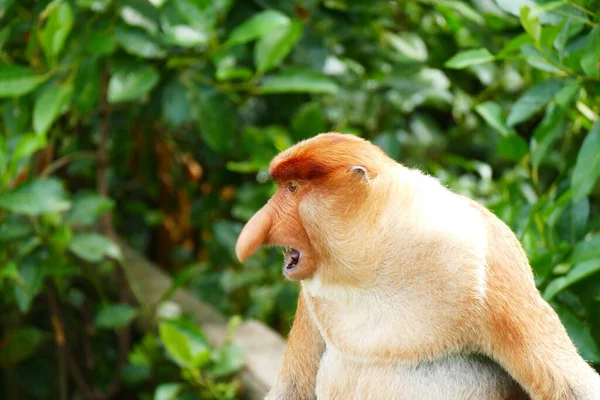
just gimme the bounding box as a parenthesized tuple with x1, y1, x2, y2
(284, 247, 301, 271)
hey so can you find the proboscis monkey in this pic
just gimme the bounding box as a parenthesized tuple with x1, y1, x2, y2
(235, 133, 600, 400)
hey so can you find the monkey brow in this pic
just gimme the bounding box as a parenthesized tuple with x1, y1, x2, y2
(269, 154, 337, 181)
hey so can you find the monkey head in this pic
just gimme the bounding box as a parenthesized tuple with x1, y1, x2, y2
(235, 133, 393, 286)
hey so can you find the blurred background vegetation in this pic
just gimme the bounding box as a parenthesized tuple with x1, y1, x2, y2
(1, 0, 600, 398)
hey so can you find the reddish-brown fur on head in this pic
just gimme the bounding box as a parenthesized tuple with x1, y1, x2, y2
(269, 133, 385, 183)
(236, 132, 388, 282)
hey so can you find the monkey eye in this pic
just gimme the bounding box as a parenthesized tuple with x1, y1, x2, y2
(288, 182, 298, 193)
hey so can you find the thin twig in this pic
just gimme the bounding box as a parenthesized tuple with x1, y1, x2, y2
(105, 266, 132, 398)
(50, 312, 68, 400)
(563, 0, 596, 18)
(80, 302, 97, 369)
(47, 284, 99, 398)
(97, 69, 115, 238)
(40, 151, 97, 178)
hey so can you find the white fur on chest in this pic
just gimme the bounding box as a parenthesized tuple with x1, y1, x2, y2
(315, 348, 519, 400)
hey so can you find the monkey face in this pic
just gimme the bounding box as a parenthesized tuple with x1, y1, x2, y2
(235, 179, 318, 280)
(236, 132, 390, 284)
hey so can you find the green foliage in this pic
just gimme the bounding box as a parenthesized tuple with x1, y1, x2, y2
(1, 0, 600, 398)
(95, 303, 138, 329)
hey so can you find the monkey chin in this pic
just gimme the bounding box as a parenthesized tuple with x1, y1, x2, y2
(282, 248, 315, 281)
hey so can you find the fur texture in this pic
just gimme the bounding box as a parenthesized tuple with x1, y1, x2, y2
(236, 133, 600, 400)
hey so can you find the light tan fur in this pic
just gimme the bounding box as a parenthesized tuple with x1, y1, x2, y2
(235, 133, 600, 400)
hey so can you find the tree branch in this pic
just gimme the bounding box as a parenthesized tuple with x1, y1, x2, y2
(47, 284, 100, 398)
(96, 67, 132, 400)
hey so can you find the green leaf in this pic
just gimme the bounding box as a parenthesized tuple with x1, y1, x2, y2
(291, 102, 326, 141)
(115, 26, 166, 59)
(498, 33, 533, 56)
(0, 217, 32, 241)
(213, 220, 241, 260)
(571, 197, 589, 240)
(172, 0, 217, 33)
(581, 26, 600, 77)
(259, 71, 339, 94)
(572, 121, 600, 202)
(33, 83, 73, 136)
(540, 17, 562, 50)
(13, 134, 47, 162)
(162, 79, 190, 127)
(0, 178, 71, 215)
(85, 31, 117, 55)
(159, 323, 194, 366)
(475, 101, 514, 137)
(255, 19, 303, 73)
(108, 65, 160, 103)
(0, 261, 20, 283)
(159, 320, 211, 368)
(531, 104, 565, 167)
(0, 65, 46, 98)
(69, 233, 122, 262)
(40, 2, 74, 60)
(552, 302, 600, 362)
(65, 193, 114, 226)
(384, 32, 428, 62)
(507, 80, 565, 126)
(0, 328, 43, 366)
(520, 6, 541, 42)
(164, 25, 208, 47)
(554, 80, 580, 108)
(192, 86, 236, 153)
(227, 10, 289, 45)
(554, 16, 575, 56)
(73, 58, 100, 113)
(544, 260, 600, 301)
(494, 0, 536, 17)
(95, 304, 138, 329)
(438, 1, 484, 25)
(498, 133, 528, 161)
(519, 43, 563, 73)
(210, 342, 245, 377)
(570, 234, 600, 263)
(0, 0, 16, 19)
(76, 0, 110, 12)
(14, 260, 45, 313)
(373, 133, 400, 160)
(0, 26, 10, 52)
(149, 0, 168, 6)
(154, 383, 184, 400)
(121, 363, 151, 385)
(119, 5, 158, 35)
(444, 48, 494, 69)
(216, 66, 253, 81)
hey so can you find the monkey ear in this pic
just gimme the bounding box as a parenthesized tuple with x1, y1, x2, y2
(349, 165, 371, 182)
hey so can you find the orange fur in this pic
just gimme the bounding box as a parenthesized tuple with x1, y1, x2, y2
(236, 132, 600, 400)
(269, 133, 387, 183)
(266, 291, 324, 399)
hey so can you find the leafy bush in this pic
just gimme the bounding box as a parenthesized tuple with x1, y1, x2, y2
(1, 0, 600, 398)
